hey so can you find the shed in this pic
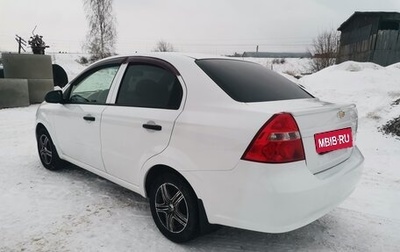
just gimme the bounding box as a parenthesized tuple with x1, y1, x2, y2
(337, 11, 400, 66)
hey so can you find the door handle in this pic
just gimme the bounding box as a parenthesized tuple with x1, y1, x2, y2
(83, 115, 95, 121)
(142, 123, 162, 131)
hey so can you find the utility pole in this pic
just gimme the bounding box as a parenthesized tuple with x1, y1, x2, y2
(15, 35, 26, 54)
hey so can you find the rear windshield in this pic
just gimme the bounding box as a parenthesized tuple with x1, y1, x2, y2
(196, 59, 313, 102)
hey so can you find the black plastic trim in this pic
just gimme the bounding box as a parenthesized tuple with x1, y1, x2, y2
(142, 124, 162, 131)
(83, 116, 95, 122)
(197, 199, 220, 234)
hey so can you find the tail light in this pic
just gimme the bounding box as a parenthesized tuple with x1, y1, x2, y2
(241, 113, 305, 163)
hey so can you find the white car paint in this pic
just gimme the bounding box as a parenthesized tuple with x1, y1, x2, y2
(53, 104, 107, 171)
(101, 106, 183, 186)
(36, 52, 364, 236)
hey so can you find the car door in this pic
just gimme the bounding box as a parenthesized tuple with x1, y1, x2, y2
(101, 60, 185, 186)
(52, 63, 121, 171)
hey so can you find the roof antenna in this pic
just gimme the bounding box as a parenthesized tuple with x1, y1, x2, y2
(32, 25, 37, 36)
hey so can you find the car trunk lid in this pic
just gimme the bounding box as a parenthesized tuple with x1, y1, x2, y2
(245, 98, 358, 174)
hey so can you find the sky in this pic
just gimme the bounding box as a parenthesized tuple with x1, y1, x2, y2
(1, 0, 399, 55)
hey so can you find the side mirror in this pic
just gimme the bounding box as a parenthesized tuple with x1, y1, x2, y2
(45, 90, 64, 104)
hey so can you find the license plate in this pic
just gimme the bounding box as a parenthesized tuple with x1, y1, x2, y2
(314, 128, 353, 154)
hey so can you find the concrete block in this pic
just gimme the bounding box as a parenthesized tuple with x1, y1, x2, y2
(28, 79, 54, 103)
(0, 79, 30, 108)
(2, 53, 53, 79)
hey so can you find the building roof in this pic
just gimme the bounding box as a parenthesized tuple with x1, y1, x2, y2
(338, 11, 400, 31)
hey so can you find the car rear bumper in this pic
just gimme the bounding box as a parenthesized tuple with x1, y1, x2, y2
(182, 146, 364, 233)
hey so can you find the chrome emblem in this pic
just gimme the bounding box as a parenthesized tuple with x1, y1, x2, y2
(337, 110, 346, 119)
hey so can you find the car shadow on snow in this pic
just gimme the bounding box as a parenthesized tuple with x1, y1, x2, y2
(54, 163, 355, 251)
(55, 163, 150, 211)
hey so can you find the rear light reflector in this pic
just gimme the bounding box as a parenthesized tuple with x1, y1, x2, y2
(242, 113, 305, 163)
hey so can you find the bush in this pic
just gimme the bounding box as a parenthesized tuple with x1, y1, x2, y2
(153, 40, 174, 52)
(309, 29, 340, 72)
(272, 58, 286, 64)
(381, 116, 400, 137)
(77, 56, 89, 65)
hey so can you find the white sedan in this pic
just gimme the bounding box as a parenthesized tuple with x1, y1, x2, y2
(36, 53, 364, 243)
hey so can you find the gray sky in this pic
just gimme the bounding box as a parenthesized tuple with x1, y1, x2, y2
(1, 0, 399, 55)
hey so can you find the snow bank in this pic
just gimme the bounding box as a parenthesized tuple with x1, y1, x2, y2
(300, 61, 400, 130)
(321, 61, 383, 72)
(387, 62, 400, 70)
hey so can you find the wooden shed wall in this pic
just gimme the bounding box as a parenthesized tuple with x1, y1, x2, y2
(337, 13, 400, 66)
(372, 30, 400, 66)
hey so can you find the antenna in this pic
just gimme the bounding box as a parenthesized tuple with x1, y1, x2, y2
(32, 25, 38, 36)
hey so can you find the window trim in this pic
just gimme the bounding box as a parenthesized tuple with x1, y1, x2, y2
(127, 56, 181, 76)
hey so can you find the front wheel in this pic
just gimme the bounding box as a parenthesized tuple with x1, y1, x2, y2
(149, 173, 199, 243)
(36, 128, 64, 170)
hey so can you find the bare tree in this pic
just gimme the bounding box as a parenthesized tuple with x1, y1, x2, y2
(83, 0, 116, 62)
(309, 29, 340, 72)
(153, 40, 174, 52)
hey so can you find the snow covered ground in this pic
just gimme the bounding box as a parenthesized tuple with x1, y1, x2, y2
(244, 57, 313, 76)
(0, 55, 399, 251)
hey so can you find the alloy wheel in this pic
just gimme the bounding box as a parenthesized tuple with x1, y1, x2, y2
(39, 134, 53, 165)
(155, 183, 189, 233)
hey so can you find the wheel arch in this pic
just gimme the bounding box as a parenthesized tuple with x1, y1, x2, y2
(35, 122, 62, 159)
(35, 123, 47, 137)
(144, 165, 194, 198)
(144, 164, 214, 234)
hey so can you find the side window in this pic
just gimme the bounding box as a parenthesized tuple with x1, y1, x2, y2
(116, 64, 183, 109)
(68, 65, 120, 104)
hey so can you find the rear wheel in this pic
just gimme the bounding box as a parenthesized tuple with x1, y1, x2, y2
(37, 128, 64, 170)
(149, 173, 199, 243)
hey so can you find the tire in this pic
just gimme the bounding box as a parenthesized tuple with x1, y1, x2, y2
(36, 128, 64, 171)
(149, 172, 199, 243)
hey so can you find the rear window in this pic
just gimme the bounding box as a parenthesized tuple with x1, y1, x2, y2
(195, 59, 313, 102)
